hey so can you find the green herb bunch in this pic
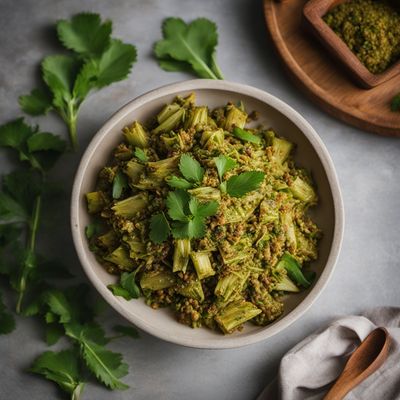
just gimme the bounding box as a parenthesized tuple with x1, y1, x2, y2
(0, 12, 140, 400)
(19, 13, 137, 150)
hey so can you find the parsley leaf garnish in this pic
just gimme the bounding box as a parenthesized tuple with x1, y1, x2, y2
(30, 349, 84, 398)
(179, 153, 204, 183)
(112, 325, 140, 339)
(232, 127, 261, 144)
(391, 93, 400, 112)
(112, 171, 128, 199)
(19, 13, 137, 150)
(166, 176, 193, 190)
(108, 270, 141, 300)
(149, 212, 170, 244)
(154, 17, 224, 80)
(225, 171, 265, 197)
(166, 190, 190, 221)
(213, 155, 236, 181)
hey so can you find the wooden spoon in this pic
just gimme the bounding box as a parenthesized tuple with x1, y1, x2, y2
(324, 327, 391, 400)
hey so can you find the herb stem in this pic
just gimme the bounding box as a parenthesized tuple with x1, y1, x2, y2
(16, 193, 42, 314)
(66, 101, 78, 151)
(72, 382, 85, 400)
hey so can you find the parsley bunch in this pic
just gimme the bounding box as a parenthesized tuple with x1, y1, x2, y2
(19, 13, 137, 150)
(0, 117, 138, 399)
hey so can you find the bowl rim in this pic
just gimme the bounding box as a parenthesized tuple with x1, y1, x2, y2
(71, 79, 345, 349)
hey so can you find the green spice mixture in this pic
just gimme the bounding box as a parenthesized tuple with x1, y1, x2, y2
(85, 93, 321, 334)
(324, 0, 400, 74)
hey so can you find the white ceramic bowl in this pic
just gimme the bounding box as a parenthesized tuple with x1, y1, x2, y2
(71, 79, 344, 349)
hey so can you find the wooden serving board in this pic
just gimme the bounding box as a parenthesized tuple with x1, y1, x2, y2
(263, 0, 400, 137)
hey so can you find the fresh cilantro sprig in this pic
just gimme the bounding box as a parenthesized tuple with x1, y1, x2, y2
(30, 349, 85, 399)
(108, 270, 141, 300)
(213, 155, 265, 197)
(149, 190, 218, 243)
(154, 17, 224, 80)
(19, 13, 137, 150)
(167, 153, 204, 189)
(232, 127, 261, 144)
(391, 93, 400, 112)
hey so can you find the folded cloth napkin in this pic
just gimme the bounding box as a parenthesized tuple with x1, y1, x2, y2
(258, 307, 400, 400)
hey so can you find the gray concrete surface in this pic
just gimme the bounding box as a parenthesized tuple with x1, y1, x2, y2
(0, 0, 399, 399)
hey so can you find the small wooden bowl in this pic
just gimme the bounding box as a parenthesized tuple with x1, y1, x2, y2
(303, 0, 400, 89)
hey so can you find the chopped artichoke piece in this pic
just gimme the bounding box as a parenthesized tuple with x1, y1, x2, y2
(224, 105, 247, 130)
(173, 239, 191, 272)
(104, 246, 135, 269)
(140, 270, 176, 290)
(112, 192, 149, 218)
(215, 300, 261, 334)
(219, 236, 254, 265)
(184, 106, 208, 130)
(152, 108, 185, 134)
(289, 176, 317, 204)
(124, 161, 145, 184)
(295, 229, 318, 262)
(123, 235, 146, 259)
(135, 156, 179, 189)
(274, 275, 300, 292)
(281, 210, 297, 251)
(177, 280, 205, 302)
(188, 186, 221, 202)
(223, 192, 264, 223)
(190, 252, 215, 280)
(200, 128, 225, 149)
(215, 270, 250, 302)
(86, 191, 107, 214)
(271, 137, 293, 164)
(157, 103, 181, 124)
(123, 121, 149, 148)
(96, 230, 118, 251)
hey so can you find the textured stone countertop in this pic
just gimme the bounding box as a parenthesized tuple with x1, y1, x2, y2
(1, 0, 399, 399)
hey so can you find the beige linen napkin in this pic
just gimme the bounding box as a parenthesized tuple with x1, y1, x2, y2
(258, 307, 400, 400)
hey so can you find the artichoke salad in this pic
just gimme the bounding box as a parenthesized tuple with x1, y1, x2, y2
(85, 93, 321, 334)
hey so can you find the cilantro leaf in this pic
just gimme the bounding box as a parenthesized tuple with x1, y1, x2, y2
(391, 93, 400, 112)
(232, 127, 261, 144)
(30, 349, 84, 397)
(225, 171, 265, 197)
(166, 190, 190, 221)
(85, 220, 103, 240)
(94, 39, 137, 88)
(172, 216, 206, 239)
(179, 153, 204, 183)
(120, 272, 141, 299)
(149, 212, 170, 244)
(134, 147, 148, 162)
(0, 118, 34, 161)
(45, 323, 64, 345)
(166, 176, 193, 189)
(19, 88, 53, 116)
(57, 12, 112, 57)
(113, 325, 140, 339)
(0, 119, 65, 171)
(213, 155, 236, 181)
(112, 171, 128, 199)
(189, 197, 218, 218)
(21, 13, 137, 150)
(0, 291, 16, 335)
(108, 284, 132, 300)
(42, 289, 73, 323)
(65, 322, 129, 390)
(154, 17, 224, 80)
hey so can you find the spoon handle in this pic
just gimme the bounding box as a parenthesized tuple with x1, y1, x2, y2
(324, 328, 391, 400)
